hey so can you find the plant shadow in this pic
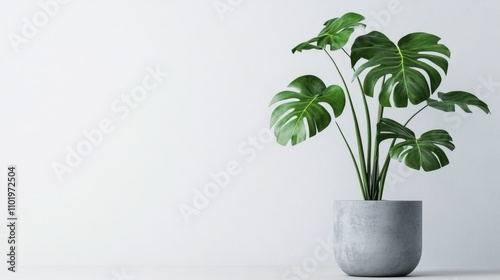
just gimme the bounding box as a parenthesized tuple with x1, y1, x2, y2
(317, 268, 500, 279)
(408, 268, 500, 278)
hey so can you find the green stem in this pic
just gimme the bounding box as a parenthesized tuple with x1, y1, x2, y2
(371, 75, 386, 200)
(324, 49, 369, 199)
(342, 48, 372, 197)
(335, 122, 368, 200)
(370, 105, 384, 199)
(361, 80, 372, 190)
(404, 105, 428, 126)
(377, 104, 429, 199)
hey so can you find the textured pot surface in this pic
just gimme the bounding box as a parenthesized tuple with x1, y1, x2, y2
(334, 200, 422, 277)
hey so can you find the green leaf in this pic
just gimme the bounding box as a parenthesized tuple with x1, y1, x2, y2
(378, 118, 455, 171)
(377, 118, 415, 142)
(351, 32, 451, 107)
(292, 12, 365, 53)
(427, 91, 490, 114)
(270, 75, 345, 146)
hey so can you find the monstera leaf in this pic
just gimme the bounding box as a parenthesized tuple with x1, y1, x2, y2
(270, 75, 345, 146)
(292, 12, 365, 53)
(427, 91, 490, 113)
(351, 32, 450, 107)
(378, 118, 455, 171)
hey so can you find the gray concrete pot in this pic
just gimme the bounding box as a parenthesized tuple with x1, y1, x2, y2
(334, 200, 422, 277)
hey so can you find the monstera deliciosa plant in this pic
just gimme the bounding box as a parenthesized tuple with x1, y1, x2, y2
(270, 12, 489, 200)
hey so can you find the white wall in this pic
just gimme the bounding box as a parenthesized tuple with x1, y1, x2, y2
(0, 0, 499, 270)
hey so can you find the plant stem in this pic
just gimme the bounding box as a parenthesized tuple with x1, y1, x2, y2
(324, 49, 369, 198)
(404, 105, 428, 126)
(335, 122, 368, 200)
(361, 80, 372, 193)
(377, 104, 429, 199)
(342, 48, 372, 197)
(370, 105, 384, 199)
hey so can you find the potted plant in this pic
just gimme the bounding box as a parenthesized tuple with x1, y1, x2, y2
(269, 12, 489, 277)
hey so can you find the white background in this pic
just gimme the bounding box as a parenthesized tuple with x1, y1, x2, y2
(0, 0, 499, 277)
